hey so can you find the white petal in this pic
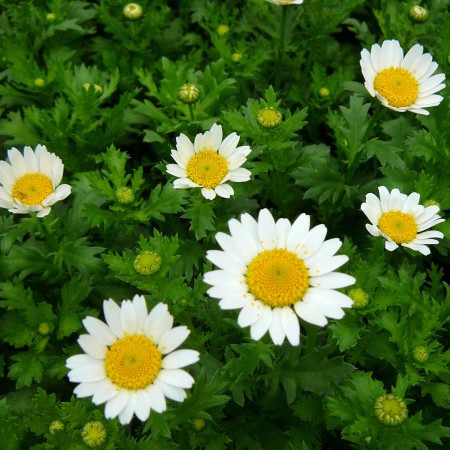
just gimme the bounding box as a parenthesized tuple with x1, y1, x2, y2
(206, 250, 245, 274)
(73, 380, 107, 398)
(132, 295, 148, 333)
(402, 242, 431, 255)
(176, 134, 195, 163)
(309, 272, 356, 289)
(0, 161, 15, 190)
(309, 255, 349, 277)
(158, 326, 190, 354)
(206, 283, 247, 299)
(219, 294, 248, 310)
(366, 224, 381, 237)
(237, 303, 264, 328)
(82, 317, 116, 346)
(166, 164, 187, 178)
(201, 187, 216, 200)
(203, 269, 244, 287)
(306, 287, 353, 308)
(215, 183, 234, 198)
(268, 308, 286, 345)
(7, 148, 27, 179)
(215, 231, 251, 264)
(210, 123, 223, 151)
(287, 213, 310, 250)
(78, 334, 107, 359)
(303, 238, 342, 268)
(402, 44, 423, 70)
(226, 167, 251, 182)
(154, 379, 187, 402)
(121, 300, 138, 335)
(162, 350, 200, 369)
(280, 307, 300, 346)
(66, 354, 99, 369)
(36, 207, 51, 218)
(227, 153, 247, 171)
(23, 146, 38, 172)
(145, 305, 174, 345)
(68, 363, 106, 383)
(92, 379, 119, 405)
(134, 390, 151, 421)
(385, 240, 399, 251)
(157, 369, 195, 389)
(50, 154, 64, 186)
(275, 218, 291, 249)
(378, 186, 390, 213)
(416, 230, 444, 239)
(250, 305, 273, 341)
(294, 301, 327, 327)
(219, 132, 239, 158)
(295, 225, 327, 259)
(118, 392, 137, 425)
(104, 390, 129, 419)
(103, 299, 125, 339)
(415, 206, 440, 224)
(258, 208, 277, 250)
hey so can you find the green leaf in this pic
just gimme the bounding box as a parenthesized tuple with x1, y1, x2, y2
(9, 351, 43, 389)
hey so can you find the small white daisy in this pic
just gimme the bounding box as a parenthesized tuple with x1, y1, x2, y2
(66, 296, 199, 425)
(0, 144, 71, 217)
(266, 0, 304, 5)
(361, 186, 445, 256)
(360, 39, 445, 115)
(203, 209, 355, 346)
(166, 123, 251, 200)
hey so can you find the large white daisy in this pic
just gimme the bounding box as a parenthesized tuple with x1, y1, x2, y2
(66, 296, 199, 425)
(0, 144, 71, 217)
(203, 209, 355, 346)
(361, 186, 444, 256)
(360, 39, 445, 115)
(166, 123, 251, 200)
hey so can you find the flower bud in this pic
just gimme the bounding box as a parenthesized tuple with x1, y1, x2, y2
(231, 52, 242, 63)
(123, 3, 143, 20)
(34, 78, 45, 87)
(46, 13, 56, 22)
(81, 421, 107, 447)
(409, 5, 428, 23)
(374, 394, 408, 426)
(348, 288, 369, 309)
(319, 87, 330, 97)
(423, 199, 439, 209)
(413, 346, 429, 363)
(217, 24, 230, 36)
(49, 420, 64, 434)
(178, 83, 199, 104)
(193, 418, 205, 430)
(134, 251, 162, 275)
(257, 107, 282, 128)
(116, 186, 135, 204)
(38, 322, 52, 336)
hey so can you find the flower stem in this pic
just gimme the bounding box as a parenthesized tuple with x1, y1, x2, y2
(275, 7, 287, 90)
(188, 103, 195, 122)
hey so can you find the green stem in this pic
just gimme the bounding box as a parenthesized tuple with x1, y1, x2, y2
(275, 7, 287, 90)
(188, 103, 195, 122)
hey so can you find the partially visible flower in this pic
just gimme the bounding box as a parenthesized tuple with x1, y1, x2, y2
(66, 296, 199, 425)
(0, 144, 71, 217)
(204, 209, 355, 346)
(257, 107, 282, 128)
(178, 83, 199, 104)
(34, 78, 45, 87)
(167, 123, 251, 200)
(49, 420, 64, 434)
(116, 186, 134, 204)
(360, 39, 445, 115)
(231, 52, 242, 63)
(409, 5, 428, 23)
(374, 394, 408, 426)
(81, 421, 107, 447)
(134, 251, 161, 275)
(266, 0, 304, 5)
(361, 186, 445, 255)
(348, 288, 369, 309)
(413, 346, 429, 363)
(123, 3, 142, 20)
(217, 25, 229, 36)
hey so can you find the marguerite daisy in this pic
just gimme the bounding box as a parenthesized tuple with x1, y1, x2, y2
(203, 209, 355, 346)
(66, 296, 199, 425)
(266, 0, 304, 5)
(361, 186, 445, 255)
(360, 40, 445, 115)
(166, 123, 251, 200)
(0, 144, 71, 217)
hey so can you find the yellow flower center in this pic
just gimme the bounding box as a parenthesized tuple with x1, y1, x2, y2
(186, 150, 228, 189)
(246, 249, 309, 308)
(374, 67, 419, 108)
(105, 335, 161, 390)
(378, 211, 417, 244)
(12, 173, 54, 206)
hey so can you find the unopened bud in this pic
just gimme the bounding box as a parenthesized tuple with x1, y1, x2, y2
(374, 394, 408, 426)
(217, 24, 230, 36)
(348, 288, 369, 309)
(123, 3, 143, 20)
(81, 421, 107, 448)
(257, 107, 282, 128)
(178, 83, 199, 104)
(409, 5, 428, 23)
(46, 13, 56, 22)
(34, 78, 45, 87)
(193, 418, 205, 430)
(116, 186, 135, 204)
(134, 251, 161, 275)
(413, 346, 429, 363)
(49, 420, 64, 434)
(319, 87, 330, 97)
(231, 52, 242, 62)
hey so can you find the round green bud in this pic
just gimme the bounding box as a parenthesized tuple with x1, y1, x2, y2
(423, 199, 439, 209)
(46, 13, 56, 22)
(134, 251, 161, 275)
(364, 436, 372, 445)
(374, 394, 408, 426)
(116, 186, 135, 204)
(413, 346, 429, 363)
(217, 24, 230, 36)
(81, 421, 107, 448)
(38, 322, 52, 336)
(231, 52, 242, 62)
(123, 3, 143, 20)
(193, 418, 205, 430)
(348, 288, 369, 309)
(319, 87, 330, 97)
(409, 5, 428, 23)
(257, 107, 282, 128)
(49, 420, 64, 434)
(178, 83, 200, 104)
(34, 78, 45, 87)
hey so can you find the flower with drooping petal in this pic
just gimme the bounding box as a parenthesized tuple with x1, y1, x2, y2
(203, 209, 355, 346)
(0, 144, 71, 217)
(66, 296, 199, 425)
(360, 39, 445, 115)
(361, 186, 445, 255)
(166, 123, 251, 200)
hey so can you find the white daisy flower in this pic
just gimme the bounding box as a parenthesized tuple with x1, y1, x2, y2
(266, 0, 304, 5)
(203, 209, 355, 346)
(166, 123, 251, 200)
(360, 39, 445, 115)
(361, 186, 445, 256)
(0, 144, 71, 217)
(66, 296, 199, 425)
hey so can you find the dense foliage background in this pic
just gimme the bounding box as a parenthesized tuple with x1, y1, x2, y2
(0, 0, 449, 448)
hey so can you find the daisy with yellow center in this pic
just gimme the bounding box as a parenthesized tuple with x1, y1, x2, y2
(361, 186, 445, 255)
(204, 209, 355, 346)
(166, 124, 251, 200)
(0, 144, 71, 217)
(66, 296, 199, 425)
(360, 40, 445, 115)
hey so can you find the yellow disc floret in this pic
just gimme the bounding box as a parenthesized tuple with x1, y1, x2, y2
(374, 67, 419, 108)
(105, 335, 161, 390)
(378, 211, 417, 244)
(246, 249, 309, 308)
(12, 173, 54, 206)
(186, 150, 228, 189)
